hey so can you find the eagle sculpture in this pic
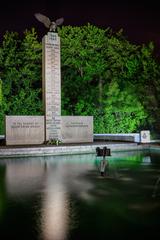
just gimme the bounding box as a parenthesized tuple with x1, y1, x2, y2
(34, 13, 64, 32)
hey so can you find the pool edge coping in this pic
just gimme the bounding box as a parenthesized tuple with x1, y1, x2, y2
(0, 142, 155, 158)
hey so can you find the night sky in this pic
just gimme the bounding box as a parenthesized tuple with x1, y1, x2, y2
(0, 0, 160, 47)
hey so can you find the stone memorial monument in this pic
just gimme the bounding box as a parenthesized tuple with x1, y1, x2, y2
(35, 13, 64, 141)
(42, 31, 61, 141)
(35, 13, 93, 144)
(5, 116, 44, 145)
(5, 13, 93, 145)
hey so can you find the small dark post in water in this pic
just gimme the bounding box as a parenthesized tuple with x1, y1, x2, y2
(100, 159, 106, 176)
(96, 147, 111, 176)
(96, 146, 111, 158)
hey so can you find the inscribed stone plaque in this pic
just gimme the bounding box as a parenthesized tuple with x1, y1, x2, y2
(61, 116, 93, 143)
(140, 130, 150, 143)
(5, 116, 44, 145)
(42, 32, 61, 141)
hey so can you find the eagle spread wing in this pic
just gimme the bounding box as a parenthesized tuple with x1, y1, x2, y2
(34, 13, 51, 29)
(55, 18, 64, 26)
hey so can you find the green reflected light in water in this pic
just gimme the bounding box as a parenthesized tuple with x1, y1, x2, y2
(0, 151, 160, 240)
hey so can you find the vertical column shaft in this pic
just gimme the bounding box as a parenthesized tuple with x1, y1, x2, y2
(42, 32, 61, 141)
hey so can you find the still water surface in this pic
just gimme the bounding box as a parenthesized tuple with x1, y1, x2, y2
(0, 150, 160, 240)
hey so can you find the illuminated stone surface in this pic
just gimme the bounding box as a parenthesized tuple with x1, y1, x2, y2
(42, 32, 61, 141)
(61, 116, 93, 143)
(140, 130, 150, 143)
(5, 116, 44, 145)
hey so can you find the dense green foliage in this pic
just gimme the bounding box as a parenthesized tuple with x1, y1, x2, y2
(0, 29, 42, 133)
(0, 79, 2, 105)
(58, 25, 160, 134)
(0, 25, 160, 135)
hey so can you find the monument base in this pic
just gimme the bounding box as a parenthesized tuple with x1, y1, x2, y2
(5, 116, 45, 145)
(61, 116, 93, 143)
(5, 115, 93, 145)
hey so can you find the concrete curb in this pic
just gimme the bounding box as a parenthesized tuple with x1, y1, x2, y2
(0, 143, 146, 158)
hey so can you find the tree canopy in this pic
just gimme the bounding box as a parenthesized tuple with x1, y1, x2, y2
(58, 24, 160, 134)
(0, 25, 160, 136)
(0, 28, 42, 133)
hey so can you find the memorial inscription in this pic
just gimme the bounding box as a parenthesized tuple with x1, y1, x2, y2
(5, 116, 44, 145)
(42, 32, 61, 141)
(61, 116, 93, 143)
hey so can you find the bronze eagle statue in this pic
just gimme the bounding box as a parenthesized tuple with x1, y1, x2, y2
(34, 13, 64, 32)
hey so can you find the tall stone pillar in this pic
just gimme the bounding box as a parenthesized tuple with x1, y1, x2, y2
(42, 32, 61, 141)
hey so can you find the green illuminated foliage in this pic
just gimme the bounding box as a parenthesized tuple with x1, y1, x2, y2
(0, 79, 2, 105)
(0, 25, 160, 135)
(58, 24, 108, 114)
(103, 81, 147, 133)
(0, 28, 42, 133)
(58, 25, 153, 133)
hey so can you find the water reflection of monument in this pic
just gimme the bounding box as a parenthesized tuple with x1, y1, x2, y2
(41, 160, 94, 240)
(41, 164, 70, 240)
(5, 155, 95, 239)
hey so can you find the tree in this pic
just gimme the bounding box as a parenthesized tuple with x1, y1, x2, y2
(0, 79, 2, 105)
(102, 81, 147, 133)
(0, 28, 42, 133)
(1, 25, 160, 135)
(58, 24, 108, 115)
(135, 43, 160, 134)
(58, 25, 151, 133)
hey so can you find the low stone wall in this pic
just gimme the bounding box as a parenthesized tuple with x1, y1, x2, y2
(0, 143, 142, 158)
(94, 133, 140, 143)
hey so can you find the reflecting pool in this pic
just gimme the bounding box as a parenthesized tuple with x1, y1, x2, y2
(0, 150, 160, 240)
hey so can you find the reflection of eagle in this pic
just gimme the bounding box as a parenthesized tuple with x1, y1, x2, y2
(34, 13, 64, 32)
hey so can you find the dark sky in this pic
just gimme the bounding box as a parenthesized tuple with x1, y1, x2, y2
(1, 0, 160, 46)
